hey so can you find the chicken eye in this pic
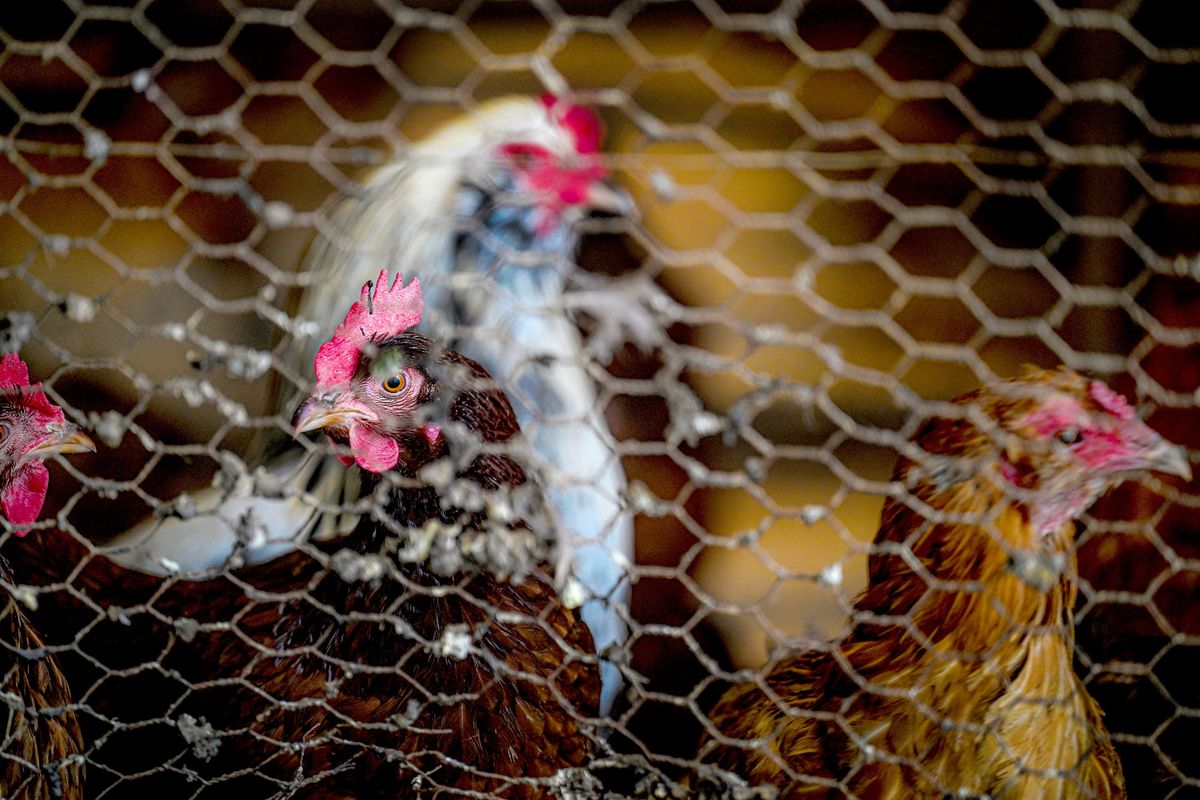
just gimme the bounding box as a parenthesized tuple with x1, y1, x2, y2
(500, 143, 548, 171)
(1057, 427, 1082, 446)
(0, 422, 7, 444)
(382, 374, 406, 394)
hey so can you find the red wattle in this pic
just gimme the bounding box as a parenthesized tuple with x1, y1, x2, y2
(0, 461, 50, 531)
(349, 423, 401, 473)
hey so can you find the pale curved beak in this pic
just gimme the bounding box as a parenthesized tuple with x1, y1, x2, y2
(292, 396, 373, 437)
(1141, 438, 1192, 482)
(26, 425, 96, 459)
(586, 180, 636, 219)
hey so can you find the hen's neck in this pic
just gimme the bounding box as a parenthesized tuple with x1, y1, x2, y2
(456, 181, 575, 265)
(831, 470, 1116, 797)
(851, 474, 1078, 680)
(348, 447, 529, 558)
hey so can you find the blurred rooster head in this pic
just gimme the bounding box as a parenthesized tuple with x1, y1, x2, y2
(0, 353, 94, 529)
(438, 94, 628, 236)
(928, 367, 1192, 537)
(294, 269, 439, 474)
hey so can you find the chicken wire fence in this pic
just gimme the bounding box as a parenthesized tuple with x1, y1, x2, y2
(1, 0, 1199, 797)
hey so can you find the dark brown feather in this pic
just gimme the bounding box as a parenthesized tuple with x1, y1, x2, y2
(7, 339, 599, 798)
(0, 560, 84, 800)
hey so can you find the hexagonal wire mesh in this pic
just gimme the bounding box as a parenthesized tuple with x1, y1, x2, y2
(1, 0, 1199, 797)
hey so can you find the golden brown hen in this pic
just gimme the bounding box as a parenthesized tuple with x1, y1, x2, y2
(1, 353, 93, 800)
(702, 367, 1192, 799)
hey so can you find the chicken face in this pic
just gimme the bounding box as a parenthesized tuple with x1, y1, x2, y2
(974, 368, 1191, 536)
(293, 333, 442, 474)
(294, 269, 445, 473)
(489, 95, 627, 235)
(0, 353, 95, 528)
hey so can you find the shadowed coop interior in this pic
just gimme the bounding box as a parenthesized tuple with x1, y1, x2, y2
(1, 0, 1199, 797)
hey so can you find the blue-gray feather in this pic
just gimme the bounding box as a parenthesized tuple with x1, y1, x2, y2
(419, 185, 630, 716)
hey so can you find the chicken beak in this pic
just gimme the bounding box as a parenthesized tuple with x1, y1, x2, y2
(586, 180, 636, 219)
(1139, 436, 1192, 481)
(292, 396, 372, 437)
(26, 425, 96, 459)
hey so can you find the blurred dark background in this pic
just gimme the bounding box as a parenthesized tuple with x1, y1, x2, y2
(1, 0, 1198, 794)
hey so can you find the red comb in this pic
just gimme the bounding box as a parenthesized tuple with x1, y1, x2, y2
(1089, 381, 1135, 421)
(0, 353, 65, 425)
(314, 269, 423, 388)
(540, 94, 602, 155)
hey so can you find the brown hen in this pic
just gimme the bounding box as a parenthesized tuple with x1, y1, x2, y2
(702, 367, 1191, 799)
(9, 274, 599, 798)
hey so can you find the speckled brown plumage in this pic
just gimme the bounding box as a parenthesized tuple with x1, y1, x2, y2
(1, 561, 84, 800)
(173, 552, 597, 799)
(701, 369, 1158, 800)
(8, 337, 599, 798)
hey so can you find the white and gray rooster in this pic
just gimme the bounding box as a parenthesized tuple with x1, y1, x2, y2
(108, 95, 650, 715)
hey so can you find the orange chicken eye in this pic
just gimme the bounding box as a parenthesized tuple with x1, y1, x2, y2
(382, 374, 406, 394)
